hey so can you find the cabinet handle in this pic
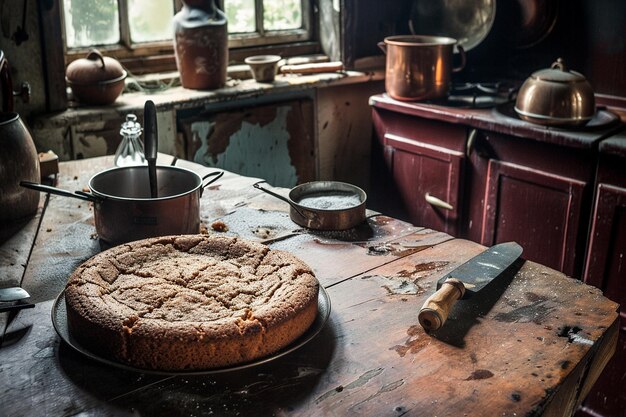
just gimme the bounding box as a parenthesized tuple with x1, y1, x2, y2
(466, 128, 477, 157)
(425, 193, 454, 210)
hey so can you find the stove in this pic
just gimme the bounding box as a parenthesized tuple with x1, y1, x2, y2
(431, 81, 521, 109)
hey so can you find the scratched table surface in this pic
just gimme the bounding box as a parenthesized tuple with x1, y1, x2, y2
(0, 155, 618, 417)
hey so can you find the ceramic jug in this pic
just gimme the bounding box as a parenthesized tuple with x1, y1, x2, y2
(0, 50, 40, 240)
(173, 0, 228, 89)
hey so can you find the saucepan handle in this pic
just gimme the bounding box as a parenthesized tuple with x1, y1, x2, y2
(252, 181, 307, 218)
(201, 171, 224, 189)
(20, 181, 98, 202)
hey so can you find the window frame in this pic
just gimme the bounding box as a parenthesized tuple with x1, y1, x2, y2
(37, 0, 322, 112)
(61, 0, 319, 73)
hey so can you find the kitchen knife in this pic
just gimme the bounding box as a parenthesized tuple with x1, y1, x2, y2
(418, 241, 523, 332)
(0, 287, 30, 302)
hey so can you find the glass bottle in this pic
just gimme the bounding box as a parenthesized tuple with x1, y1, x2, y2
(114, 114, 146, 167)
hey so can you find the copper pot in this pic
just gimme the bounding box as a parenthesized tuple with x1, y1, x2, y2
(515, 58, 595, 126)
(66, 49, 127, 105)
(378, 35, 466, 101)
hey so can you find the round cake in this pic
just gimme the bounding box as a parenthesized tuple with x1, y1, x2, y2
(64, 234, 319, 371)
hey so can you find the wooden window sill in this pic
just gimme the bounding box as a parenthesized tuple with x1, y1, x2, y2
(36, 67, 384, 127)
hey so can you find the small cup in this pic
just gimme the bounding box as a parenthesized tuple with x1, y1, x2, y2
(245, 55, 281, 83)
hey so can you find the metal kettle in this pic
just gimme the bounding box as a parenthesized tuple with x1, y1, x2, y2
(0, 50, 40, 241)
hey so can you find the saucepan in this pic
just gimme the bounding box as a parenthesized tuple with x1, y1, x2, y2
(21, 166, 223, 245)
(378, 35, 466, 101)
(253, 181, 367, 231)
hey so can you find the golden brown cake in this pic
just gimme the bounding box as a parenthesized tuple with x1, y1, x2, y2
(64, 234, 319, 371)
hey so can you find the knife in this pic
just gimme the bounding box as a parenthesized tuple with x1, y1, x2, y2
(0, 287, 30, 302)
(418, 241, 523, 332)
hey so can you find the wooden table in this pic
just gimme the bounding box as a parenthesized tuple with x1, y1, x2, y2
(0, 155, 618, 417)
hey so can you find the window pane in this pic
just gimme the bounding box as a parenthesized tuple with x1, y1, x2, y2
(63, 0, 119, 48)
(263, 0, 301, 30)
(224, 0, 256, 33)
(128, 0, 175, 43)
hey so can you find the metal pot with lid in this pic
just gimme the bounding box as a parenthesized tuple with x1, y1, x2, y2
(514, 58, 595, 127)
(66, 49, 127, 105)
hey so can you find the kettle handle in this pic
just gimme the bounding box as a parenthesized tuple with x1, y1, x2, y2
(0, 50, 14, 112)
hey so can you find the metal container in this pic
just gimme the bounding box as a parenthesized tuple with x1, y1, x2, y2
(0, 50, 40, 242)
(254, 181, 367, 231)
(378, 35, 466, 101)
(21, 166, 223, 245)
(514, 58, 595, 126)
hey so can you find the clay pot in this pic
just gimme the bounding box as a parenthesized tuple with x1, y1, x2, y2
(173, 0, 228, 90)
(245, 55, 281, 82)
(66, 49, 127, 105)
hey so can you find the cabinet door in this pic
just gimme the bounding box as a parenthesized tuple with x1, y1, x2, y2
(480, 159, 586, 276)
(580, 183, 626, 417)
(383, 133, 464, 235)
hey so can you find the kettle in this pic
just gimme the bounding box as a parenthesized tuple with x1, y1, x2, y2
(0, 50, 40, 241)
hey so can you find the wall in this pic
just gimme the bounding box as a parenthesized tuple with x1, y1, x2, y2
(0, 0, 46, 116)
(0, 1, 386, 190)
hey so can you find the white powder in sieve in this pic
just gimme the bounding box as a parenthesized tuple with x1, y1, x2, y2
(296, 192, 362, 210)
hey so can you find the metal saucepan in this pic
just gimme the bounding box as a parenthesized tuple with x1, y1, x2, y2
(21, 166, 223, 245)
(378, 35, 466, 101)
(254, 181, 367, 231)
(514, 58, 595, 127)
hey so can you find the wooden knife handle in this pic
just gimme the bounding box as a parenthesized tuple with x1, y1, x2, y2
(418, 278, 466, 332)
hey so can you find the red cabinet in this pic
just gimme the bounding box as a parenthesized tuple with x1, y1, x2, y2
(578, 135, 626, 417)
(464, 128, 598, 277)
(372, 107, 467, 236)
(370, 94, 621, 278)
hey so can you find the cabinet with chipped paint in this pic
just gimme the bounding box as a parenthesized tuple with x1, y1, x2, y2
(577, 134, 626, 417)
(178, 99, 315, 188)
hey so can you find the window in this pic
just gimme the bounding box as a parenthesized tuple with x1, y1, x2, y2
(61, 0, 316, 73)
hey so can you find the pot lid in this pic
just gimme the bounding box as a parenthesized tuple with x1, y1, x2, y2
(409, 0, 495, 51)
(66, 49, 126, 85)
(531, 58, 588, 84)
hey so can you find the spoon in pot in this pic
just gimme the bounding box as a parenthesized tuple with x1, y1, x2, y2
(144, 100, 158, 198)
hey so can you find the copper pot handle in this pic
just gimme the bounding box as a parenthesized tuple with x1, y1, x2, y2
(378, 42, 387, 54)
(453, 45, 466, 73)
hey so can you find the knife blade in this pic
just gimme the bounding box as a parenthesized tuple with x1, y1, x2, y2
(418, 241, 523, 332)
(0, 287, 30, 302)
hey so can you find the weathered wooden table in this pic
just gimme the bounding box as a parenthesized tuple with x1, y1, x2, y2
(0, 155, 619, 417)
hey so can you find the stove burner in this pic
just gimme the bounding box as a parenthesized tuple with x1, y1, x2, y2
(495, 102, 621, 130)
(436, 81, 521, 109)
